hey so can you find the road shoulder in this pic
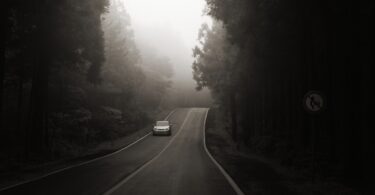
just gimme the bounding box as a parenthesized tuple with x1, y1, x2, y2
(205, 108, 362, 195)
(205, 108, 298, 195)
(0, 109, 173, 190)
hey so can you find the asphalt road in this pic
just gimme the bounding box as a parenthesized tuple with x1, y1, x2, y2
(1, 108, 237, 195)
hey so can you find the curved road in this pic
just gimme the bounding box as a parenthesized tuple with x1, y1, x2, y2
(1, 108, 237, 195)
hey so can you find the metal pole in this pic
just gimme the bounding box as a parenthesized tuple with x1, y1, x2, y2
(311, 116, 316, 183)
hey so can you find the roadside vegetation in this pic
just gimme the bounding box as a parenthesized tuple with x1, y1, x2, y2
(2, 0, 173, 179)
(195, 0, 373, 193)
(206, 108, 360, 194)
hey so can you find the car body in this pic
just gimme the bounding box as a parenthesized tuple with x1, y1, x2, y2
(153, 120, 172, 136)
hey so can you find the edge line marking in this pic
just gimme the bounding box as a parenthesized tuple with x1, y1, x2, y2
(0, 109, 177, 192)
(104, 109, 192, 195)
(202, 108, 245, 195)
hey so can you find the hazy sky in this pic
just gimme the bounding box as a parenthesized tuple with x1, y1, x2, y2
(124, 0, 211, 49)
(122, 0, 212, 82)
(120, 0, 213, 105)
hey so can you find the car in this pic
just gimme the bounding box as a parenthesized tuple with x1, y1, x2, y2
(153, 120, 172, 136)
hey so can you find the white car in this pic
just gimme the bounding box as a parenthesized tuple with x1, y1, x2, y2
(153, 121, 172, 136)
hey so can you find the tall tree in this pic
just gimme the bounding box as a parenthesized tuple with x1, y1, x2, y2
(4, 0, 109, 154)
(101, 0, 144, 114)
(199, 0, 373, 188)
(192, 21, 239, 140)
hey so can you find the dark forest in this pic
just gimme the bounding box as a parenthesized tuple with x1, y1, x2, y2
(2, 0, 374, 194)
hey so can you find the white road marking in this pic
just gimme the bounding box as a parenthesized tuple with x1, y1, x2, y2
(0, 109, 176, 192)
(202, 108, 245, 195)
(104, 109, 192, 195)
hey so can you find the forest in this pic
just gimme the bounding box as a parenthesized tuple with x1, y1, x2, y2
(2, 0, 176, 168)
(193, 0, 374, 191)
(2, 0, 374, 193)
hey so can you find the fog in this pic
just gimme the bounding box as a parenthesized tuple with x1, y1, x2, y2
(3, 0, 373, 193)
(123, 0, 213, 106)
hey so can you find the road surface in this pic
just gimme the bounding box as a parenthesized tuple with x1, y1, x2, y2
(1, 108, 237, 195)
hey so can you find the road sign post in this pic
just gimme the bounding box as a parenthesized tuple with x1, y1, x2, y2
(303, 90, 326, 182)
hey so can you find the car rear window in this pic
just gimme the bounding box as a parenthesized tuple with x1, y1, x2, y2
(156, 121, 169, 126)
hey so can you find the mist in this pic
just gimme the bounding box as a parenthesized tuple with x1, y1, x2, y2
(2, 0, 373, 194)
(124, 0, 213, 107)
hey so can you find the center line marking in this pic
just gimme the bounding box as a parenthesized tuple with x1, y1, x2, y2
(104, 109, 192, 195)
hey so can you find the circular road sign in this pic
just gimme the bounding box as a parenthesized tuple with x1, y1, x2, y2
(303, 91, 325, 114)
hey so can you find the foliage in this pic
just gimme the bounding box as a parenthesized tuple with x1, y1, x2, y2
(2, 0, 174, 162)
(193, 21, 238, 102)
(195, 0, 374, 188)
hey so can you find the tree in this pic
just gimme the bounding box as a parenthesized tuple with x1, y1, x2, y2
(101, 0, 145, 118)
(200, 0, 373, 189)
(4, 0, 109, 155)
(192, 21, 239, 141)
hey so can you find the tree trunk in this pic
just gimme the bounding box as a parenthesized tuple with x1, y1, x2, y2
(29, 50, 49, 154)
(0, 40, 3, 131)
(17, 77, 24, 134)
(28, 0, 50, 154)
(229, 92, 237, 142)
(0, 22, 4, 131)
